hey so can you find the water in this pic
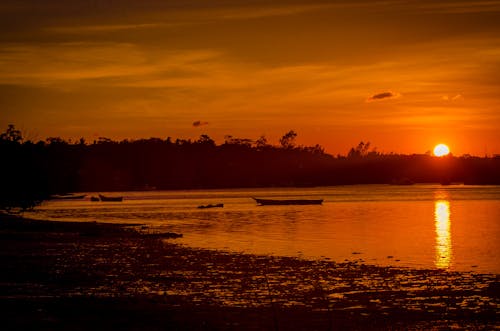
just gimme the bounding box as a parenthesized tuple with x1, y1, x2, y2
(26, 185, 500, 274)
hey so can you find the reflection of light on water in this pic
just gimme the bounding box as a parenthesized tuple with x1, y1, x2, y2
(435, 200, 452, 269)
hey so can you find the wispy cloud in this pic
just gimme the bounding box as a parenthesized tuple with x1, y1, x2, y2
(39, 3, 347, 38)
(204, 3, 345, 21)
(366, 91, 400, 102)
(0, 42, 220, 86)
(45, 23, 171, 34)
(414, 1, 500, 14)
(193, 120, 209, 127)
(442, 94, 463, 101)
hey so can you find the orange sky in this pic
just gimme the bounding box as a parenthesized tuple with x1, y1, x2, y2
(1, 0, 499, 155)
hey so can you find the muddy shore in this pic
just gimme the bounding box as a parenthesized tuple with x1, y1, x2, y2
(1, 214, 498, 330)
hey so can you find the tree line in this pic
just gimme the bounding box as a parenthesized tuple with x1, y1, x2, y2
(1, 125, 499, 212)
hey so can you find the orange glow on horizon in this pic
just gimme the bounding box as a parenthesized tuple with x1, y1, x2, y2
(1, 1, 499, 156)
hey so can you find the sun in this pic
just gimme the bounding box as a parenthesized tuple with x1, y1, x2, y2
(433, 144, 450, 157)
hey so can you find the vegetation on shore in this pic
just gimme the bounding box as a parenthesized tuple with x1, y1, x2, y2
(1, 125, 499, 212)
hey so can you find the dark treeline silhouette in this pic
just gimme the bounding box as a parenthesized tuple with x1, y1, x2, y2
(0, 125, 51, 212)
(1, 125, 499, 211)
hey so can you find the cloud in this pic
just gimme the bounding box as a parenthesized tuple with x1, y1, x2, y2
(442, 94, 464, 101)
(0, 43, 221, 86)
(414, 1, 500, 14)
(366, 91, 400, 102)
(192, 120, 208, 127)
(45, 23, 171, 34)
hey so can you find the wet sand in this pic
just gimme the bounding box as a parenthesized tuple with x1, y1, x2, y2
(1, 214, 498, 330)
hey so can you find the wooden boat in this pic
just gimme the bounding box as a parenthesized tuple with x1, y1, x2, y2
(98, 194, 123, 202)
(253, 197, 323, 205)
(197, 203, 224, 209)
(50, 194, 86, 200)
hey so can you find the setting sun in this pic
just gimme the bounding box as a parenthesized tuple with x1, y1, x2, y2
(433, 144, 450, 157)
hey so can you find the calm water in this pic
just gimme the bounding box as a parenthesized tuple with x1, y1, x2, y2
(26, 185, 500, 274)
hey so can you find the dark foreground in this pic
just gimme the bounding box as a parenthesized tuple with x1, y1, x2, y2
(1, 214, 498, 330)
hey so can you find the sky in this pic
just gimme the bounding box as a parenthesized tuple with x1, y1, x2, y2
(1, 0, 499, 155)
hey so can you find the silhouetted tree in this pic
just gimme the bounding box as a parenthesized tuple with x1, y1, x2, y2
(46, 137, 68, 145)
(0, 124, 23, 143)
(197, 134, 215, 146)
(0, 125, 49, 213)
(280, 130, 297, 149)
(97, 137, 113, 144)
(224, 135, 252, 147)
(255, 135, 269, 149)
(348, 141, 372, 158)
(304, 144, 325, 155)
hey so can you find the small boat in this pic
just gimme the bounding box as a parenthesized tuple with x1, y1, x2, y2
(50, 194, 86, 200)
(253, 197, 323, 206)
(90, 196, 100, 202)
(197, 203, 224, 209)
(98, 194, 123, 202)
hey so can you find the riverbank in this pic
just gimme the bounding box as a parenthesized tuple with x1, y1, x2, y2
(1, 213, 498, 330)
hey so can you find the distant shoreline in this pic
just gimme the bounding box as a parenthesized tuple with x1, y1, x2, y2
(2, 134, 499, 201)
(42, 182, 500, 196)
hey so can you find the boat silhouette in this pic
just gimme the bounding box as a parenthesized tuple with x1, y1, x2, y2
(98, 194, 123, 202)
(252, 197, 323, 205)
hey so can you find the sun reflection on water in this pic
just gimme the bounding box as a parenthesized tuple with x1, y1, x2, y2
(434, 199, 452, 269)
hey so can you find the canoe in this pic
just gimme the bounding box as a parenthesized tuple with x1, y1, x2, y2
(197, 203, 224, 209)
(253, 197, 323, 205)
(98, 194, 123, 202)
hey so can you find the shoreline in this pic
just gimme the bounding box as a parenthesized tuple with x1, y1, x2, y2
(1, 214, 499, 330)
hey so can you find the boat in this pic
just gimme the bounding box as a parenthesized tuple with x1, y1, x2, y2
(90, 196, 100, 202)
(252, 197, 323, 205)
(197, 203, 224, 209)
(98, 194, 123, 202)
(50, 194, 86, 200)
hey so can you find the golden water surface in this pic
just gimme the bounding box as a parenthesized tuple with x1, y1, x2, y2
(28, 185, 500, 273)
